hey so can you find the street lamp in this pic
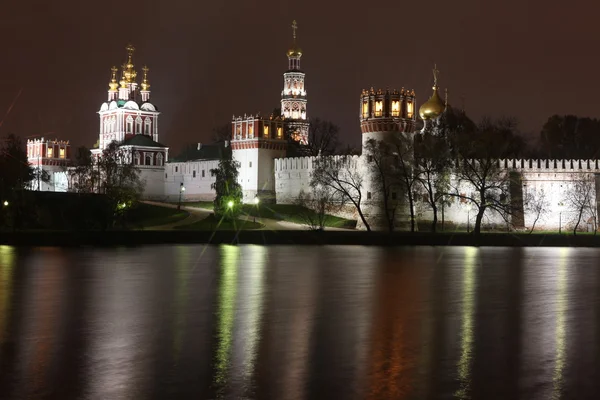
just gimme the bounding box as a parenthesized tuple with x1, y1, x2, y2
(227, 200, 234, 209)
(2, 201, 8, 207)
(177, 182, 185, 210)
(558, 201, 564, 234)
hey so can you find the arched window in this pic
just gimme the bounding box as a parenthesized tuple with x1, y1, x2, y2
(144, 118, 151, 135)
(156, 153, 164, 166)
(134, 151, 140, 165)
(126, 116, 133, 134)
(136, 117, 143, 134)
(145, 153, 153, 166)
(263, 125, 269, 138)
(111, 116, 116, 132)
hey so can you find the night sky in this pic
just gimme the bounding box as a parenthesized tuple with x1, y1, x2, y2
(1, 0, 598, 153)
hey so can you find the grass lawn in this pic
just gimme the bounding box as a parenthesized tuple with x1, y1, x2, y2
(174, 214, 264, 230)
(127, 203, 189, 228)
(241, 203, 356, 229)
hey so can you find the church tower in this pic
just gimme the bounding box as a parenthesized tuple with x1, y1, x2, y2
(281, 20, 309, 145)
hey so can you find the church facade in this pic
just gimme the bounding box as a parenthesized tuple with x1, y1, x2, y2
(29, 23, 600, 232)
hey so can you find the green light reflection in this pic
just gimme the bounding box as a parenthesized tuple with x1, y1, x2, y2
(552, 248, 568, 399)
(214, 245, 240, 388)
(455, 246, 477, 399)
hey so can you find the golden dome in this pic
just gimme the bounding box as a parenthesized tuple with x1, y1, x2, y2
(419, 86, 445, 120)
(287, 45, 302, 57)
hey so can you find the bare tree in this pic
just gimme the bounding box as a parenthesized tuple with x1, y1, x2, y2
(364, 138, 400, 232)
(564, 173, 596, 235)
(414, 132, 453, 232)
(393, 134, 420, 232)
(311, 155, 371, 231)
(523, 186, 550, 233)
(306, 118, 339, 156)
(295, 187, 340, 231)
(450, 117, 521, 234)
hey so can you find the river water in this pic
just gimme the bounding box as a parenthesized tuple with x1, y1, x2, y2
(0, 245, 598, 399)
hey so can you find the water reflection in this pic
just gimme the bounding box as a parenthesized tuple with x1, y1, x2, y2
(552, 248, 569, 399)
(0, 246, 14, 343)
(455, 247, 477, 399)
(0, 245, 600, 399)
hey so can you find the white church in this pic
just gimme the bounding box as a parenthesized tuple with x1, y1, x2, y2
(27, 22, 600, 232)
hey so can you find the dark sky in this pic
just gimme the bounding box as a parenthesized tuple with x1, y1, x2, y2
(1, 0, 598, 153)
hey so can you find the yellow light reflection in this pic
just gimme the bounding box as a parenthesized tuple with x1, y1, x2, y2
(552, 248, 568, 399)
(214, 245, 240, 387)
(455, 246, 477, 399)
(0, 246, 15, 343)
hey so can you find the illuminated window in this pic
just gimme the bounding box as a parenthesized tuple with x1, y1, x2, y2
(277, 127, 282, 138)
(375, 101, 383, 117)
(407, 101, 414, 118)
(263, 125, 269, 138)
(47, 147, 53, 158)
(248, 124, 254, 138)
(362, 102, 369, 118)
(391, 100, 400, 117)
(236, 125, 241, 139)
(59, 148, 65, 159)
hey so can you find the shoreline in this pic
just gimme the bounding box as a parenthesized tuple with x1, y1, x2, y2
(2, 230, 600, 247)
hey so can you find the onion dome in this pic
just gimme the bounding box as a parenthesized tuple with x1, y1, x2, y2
(287, 45, 302, 58)
(419, 86, 445, 120)
(108, 66, 119, 91)
(419, 64, 446, 120)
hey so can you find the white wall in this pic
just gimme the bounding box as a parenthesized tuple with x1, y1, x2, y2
(164, 160, 219, 202)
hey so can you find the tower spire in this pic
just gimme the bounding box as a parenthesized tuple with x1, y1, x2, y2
(108, 66, 119, 101)
(140, 65, 151, 102)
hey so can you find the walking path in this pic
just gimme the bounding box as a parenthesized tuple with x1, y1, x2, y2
(141, 201, 212, 230)
(142, 201, 355, 231)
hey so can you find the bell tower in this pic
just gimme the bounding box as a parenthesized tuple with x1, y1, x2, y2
(281, 20, 309, 145)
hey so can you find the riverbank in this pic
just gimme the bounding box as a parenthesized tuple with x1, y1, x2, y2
(2, 230, 600, 247)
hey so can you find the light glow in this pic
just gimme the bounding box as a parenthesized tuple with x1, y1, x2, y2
(407, 101, 414, 118)
(375, 101, 383, 117)
(2, 201, 7, 207)
(228, 200, 234, 208)
(391, 100, 400, 116)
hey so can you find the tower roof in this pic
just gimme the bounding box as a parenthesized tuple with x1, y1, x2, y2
(419, 64, 446, 120)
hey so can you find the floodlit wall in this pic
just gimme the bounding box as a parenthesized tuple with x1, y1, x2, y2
(164, 160, 219, 202)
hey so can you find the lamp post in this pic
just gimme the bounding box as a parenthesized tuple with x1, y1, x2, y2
(558, 201, 564, 234)
(177, 182, 185, 210)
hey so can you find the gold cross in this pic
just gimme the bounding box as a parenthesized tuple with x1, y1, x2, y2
(292, 20, 298, 40)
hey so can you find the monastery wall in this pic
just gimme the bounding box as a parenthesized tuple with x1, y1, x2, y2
(164, 160, 219, 202)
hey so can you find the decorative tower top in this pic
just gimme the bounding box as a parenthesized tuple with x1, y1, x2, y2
(419, 63, 445, 120)
(123, 44, 137, 84)
(141, 66, 150, 91)
(140, 66, 151, 102)
(107, 66, 119, 101)
(287, 20, 302, 71)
